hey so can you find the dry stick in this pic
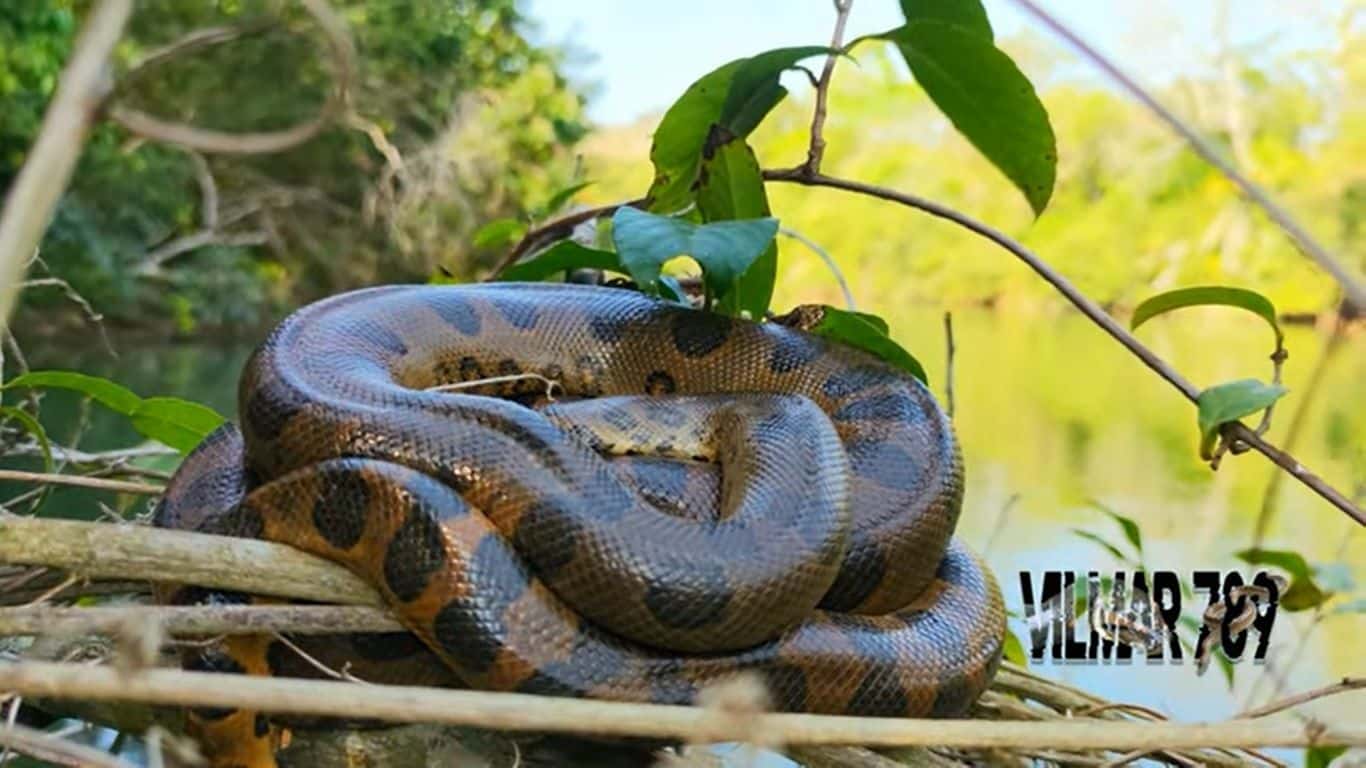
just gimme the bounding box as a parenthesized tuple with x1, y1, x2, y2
(763, 170, 1364, 525)
(0, 605, 401, 637)
(0, 469, 161, 496)
(942, 312, 956, 419)
(0, 720, 132, 768)
(0, 661, 1361, 750)
(1006, 0, 1366, 310)
(0, 517, 380, 607)
(1238, 677, 1366, 720)
(490, 198, 647, 278)
(799, 0, 854, 174)
(0, 0, 134, 331)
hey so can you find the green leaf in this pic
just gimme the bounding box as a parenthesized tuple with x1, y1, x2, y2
(805, 306, 928, 384)
(4, 370, 140, 415)
(541, 181, 595, 216)
(1131, 286, 1282, 345)
(1306, 746, 1347, 768)
(718, 46, 833, 131)
(129, 397, 225, 454)
(499, 240, 622, 283)
(647, 47, 829, 214)
(1001, 628, 1026, 666)
(1235, 548, 1333, 612)
(872, 22, 1056, 214)
(1070, 528, 1130, 563)
(899, 0, 993, 40)
(610, 207, 778, 308)
(472, 218, 527, 250)
(1196, 379, 1288, 460)
(696, 128, 777, 318)
(1091, 500, 1143, 557)
(0, 406, 52, 471)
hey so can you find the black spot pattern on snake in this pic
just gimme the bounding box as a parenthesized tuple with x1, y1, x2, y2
(187, 650, 245, 720)
(833, 393, 916, 423)
(264, 640, 293, 676)
(645, 370, 677, 394)
(931, 670, 976, 717)
(382, 505, 447, 603)
(253, 713, 271, 737)
(458, 356, 484, 381)
(433, 535, 525, 674)
(243, 378, 307, 443)
(649, 657, 698, 703)
(642, 561, 733, 630)
(820, 535, 887, 611)
(349, 631, 429, 662)
(846, 438, 924, 493)
(762, 663, 810, 710)
(670, 311, 732, 357)
(312, 471, 370, 550)
(428, 296, 481, 336)
(497, 358, 522, 377)
(213, 501, 265, 540)
(512, 501, 581, 578)
(589, 315, 625, 343)
(821, 365, 885, 399)
(767, 333, 821, 374)
(850, 666, 909, 715)
(490, 297, 539, 330)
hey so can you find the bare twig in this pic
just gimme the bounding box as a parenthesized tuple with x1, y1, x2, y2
(0, 661, 1360, 750)
(118, 18, 277, 86)
(0, 721, 132, 768)
(799, 0, 855, 175)
(0, 0, 134, 332)
(0, 469, 161, 496)
(942, 311, 955, 419)
(762, 170, 1364, 525)
(490, 198, 646, 279)
(1237, 677, 1366, 720)
(1006, 0, 1366, 311)
(778, 227, 856, 309)
(0, 605, 401, 637)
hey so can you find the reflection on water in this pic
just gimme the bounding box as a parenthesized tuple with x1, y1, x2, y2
(5, 308, 1362, 761)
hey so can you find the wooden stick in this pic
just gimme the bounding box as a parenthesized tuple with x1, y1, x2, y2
(0, 517, 380, 606)
(0, 604, 401, 637)
(0, 720, 132, 768)
(0, 661, 1359, 750)
(0, 469, 161, 496)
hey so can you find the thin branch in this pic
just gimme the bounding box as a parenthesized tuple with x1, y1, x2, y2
(0, 721, 132, 768)
(1237, 677, 1366, 720)
(778, 227, 856, 309)
(801, 0, 855, 175)
(763, 170, 1364, 526)
(0, 469, 161, 496)
(0, 0, 134, 333)
(942, 312, 955, 419)
(0, 661, 1360, 750)
(1005, 0, 1366, 312)
(0, 604, 401, 637)
(490, 198, 646, 279)
(118, 18, 277, 86)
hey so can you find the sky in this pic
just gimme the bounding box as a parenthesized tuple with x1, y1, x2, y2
(523, 0, 1339, 125)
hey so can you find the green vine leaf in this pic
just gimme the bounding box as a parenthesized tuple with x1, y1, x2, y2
(1090, 500, 1144, 558)
(899, 0, 993, 40)
(804, 306, 928, 384)
(1001, 628, 1026, 666)
(472, 218, 527, 250)
(696, 128, 777, 318)
(1234, 547, 1333, 612)
(861, 21, 1056, 214)
(1196, 379, 1287, 460)
(499, 241, 622, 283)
(611, 207, 778, 310)
(0, 406, 52, 471)
(5, 370, 224, 454)
(1132, 286, 1282, 346)
(647, 46, 830, 214)
(1306, 746, 1348, 768)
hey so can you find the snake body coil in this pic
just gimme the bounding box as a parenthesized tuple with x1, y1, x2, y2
(156, 283, 1005, 760)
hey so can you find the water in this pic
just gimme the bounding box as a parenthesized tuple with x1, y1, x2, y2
(4, 308, 1362, 763)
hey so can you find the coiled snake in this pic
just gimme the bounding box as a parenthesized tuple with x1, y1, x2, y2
(155, 283, 1005, 766)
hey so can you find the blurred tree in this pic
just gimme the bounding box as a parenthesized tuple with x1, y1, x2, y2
(2, 0, 588, 332)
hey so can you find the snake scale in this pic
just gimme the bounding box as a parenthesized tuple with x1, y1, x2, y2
(154, 282, 1005, 766)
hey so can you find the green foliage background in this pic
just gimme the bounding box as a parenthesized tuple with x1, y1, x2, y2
(3, 0, 587, 332)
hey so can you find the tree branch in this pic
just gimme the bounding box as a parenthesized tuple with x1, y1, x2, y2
(800, 0, 855, 175)
(763, 170, 1363, 525)
(1237, 677, 1366, 720)
(1005, 0, 1366, 312)
(0, 469, 161, 496)
(0, 604, 400, 637)
(0, 661, 1360, 750)
(489, 198, 646, 279)
(0, 0, 134, 333)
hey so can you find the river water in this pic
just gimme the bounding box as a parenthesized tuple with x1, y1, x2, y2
(6, 307, 1363, 763)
